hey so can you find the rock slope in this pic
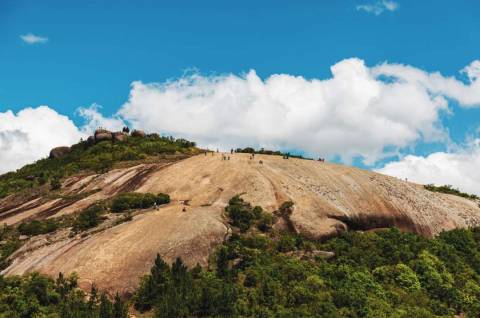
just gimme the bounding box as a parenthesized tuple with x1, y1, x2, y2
(2, 153, 480, 294)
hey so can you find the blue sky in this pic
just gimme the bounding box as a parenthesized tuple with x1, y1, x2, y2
(1, 0, 480, 193)
(1, 0, 478, 115)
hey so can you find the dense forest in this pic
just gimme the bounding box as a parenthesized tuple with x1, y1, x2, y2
(1, 196, 480, 317)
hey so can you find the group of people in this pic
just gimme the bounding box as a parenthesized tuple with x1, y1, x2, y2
(318, 158, 325, 162)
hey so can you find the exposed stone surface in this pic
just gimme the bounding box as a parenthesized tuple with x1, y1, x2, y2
(112, 132, 127, 142)
(49, 146, 71, 159)
(2, 153, 480, 294)
(94, 130, 113, 143)
(131, 130, 145, 138)
(86, 136, 95, 145)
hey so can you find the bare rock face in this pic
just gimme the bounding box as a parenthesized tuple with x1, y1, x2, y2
(49, 146, 71, 159)
(113, 132, 127, 142)
(131, 129, 145, 138)
(94, 129, 113, 143)
(86, 136, 95, 146)
(2, 153, 480, 295)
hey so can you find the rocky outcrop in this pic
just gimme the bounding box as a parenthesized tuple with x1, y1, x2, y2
(131, 129, 145, 138)
(49, 146, 71, 159)
(94, 129, 113, 143)
(112, 132, 127, 142)
(86, 136, 95, 146)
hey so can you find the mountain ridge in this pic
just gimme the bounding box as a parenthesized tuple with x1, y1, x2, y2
(1, 147, 479, 294)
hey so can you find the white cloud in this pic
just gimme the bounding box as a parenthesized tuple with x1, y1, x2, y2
(0, 106, 85, 174)
(373, 61, 480, 107)
(77, 104, 126, 133)
(20, 33, 49, 44)
(118, 58, 457, 164)
(357, 0, 399, 15)
(2, 57, 480, 188)
(376, 139, 480, 195)
(462, 60, 480, 83)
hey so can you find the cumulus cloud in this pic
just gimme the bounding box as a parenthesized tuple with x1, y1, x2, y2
(462, 60, 480, 83)
(20, 33, 48, 44)
(118, 58, 463, 164)
(373, 60, 480, 107)
(376, 139, 480, 195)
(2, 58, 480, 181)
(356, 0, 399, 15)
(77, 104, 126, 133)
(0, 106, 85, 174)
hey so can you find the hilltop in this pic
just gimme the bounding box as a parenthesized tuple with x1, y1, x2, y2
(0, 131, 479, 296)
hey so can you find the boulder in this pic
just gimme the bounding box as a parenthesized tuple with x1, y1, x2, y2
(49, 146, 71, 159)
(131, 130, 145, 138)
(94, 130, 113, 143)
(86, 136, 95, 146)
(113, 132, 128, 142)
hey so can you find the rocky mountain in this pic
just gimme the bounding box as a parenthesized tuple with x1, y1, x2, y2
(1, 133, 479, 295)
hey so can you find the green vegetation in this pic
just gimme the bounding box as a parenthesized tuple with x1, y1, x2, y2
(0, 133, 198, 199)
(235, 147, 309, 159)
(0, 272, 128, 318)
(129, 197, 480, 318)
(424, 184, 479, 200)
(72, 203, 107, 232)
(2, 196, 480, 317)
(0, 224, 21, 270)
(18, 219, 59, 236)
(225, 195, 273, 232)
(111, 192, 170, 213)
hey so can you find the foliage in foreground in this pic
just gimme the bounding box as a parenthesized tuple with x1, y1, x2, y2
(2, 196, 480, 317)
(0, 272, 128, 318)
(131, 197, 480, 318)
(424, 184, 479, 200)
(0, 133, 197, 199)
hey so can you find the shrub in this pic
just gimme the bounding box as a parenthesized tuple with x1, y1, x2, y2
(111, 192, 170, 213)
(226, 196, 256, 232)
(257, 213, 273, 232)
(72, 204, 106, 232)
(156, 193, 171, 205)
(18, 219, 59, 236)
(50, 177, 61, 190)
(424, 184, 478, 200)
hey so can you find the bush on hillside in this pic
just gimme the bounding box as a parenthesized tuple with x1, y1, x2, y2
(111, 192, 170, 213)
(18, 219, 59, 236)
(72, 203, 106, 232)
(226, 195, 272, 232)
(424, 184, 479, 200)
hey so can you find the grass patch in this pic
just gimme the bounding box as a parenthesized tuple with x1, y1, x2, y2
(424, 184, 479, 200)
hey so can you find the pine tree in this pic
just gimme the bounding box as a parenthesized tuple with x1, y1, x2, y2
(216, 246, 229, 279)
(99, 293, 112, 318)
(112, 293, 128, 318)
(134, 254, 172, 312)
